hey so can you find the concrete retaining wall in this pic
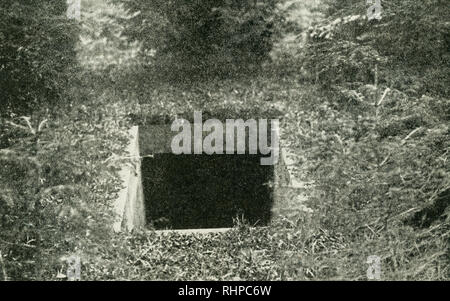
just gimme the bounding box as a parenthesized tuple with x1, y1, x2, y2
(112, 124, 310, 233)
(113, 126, 146, 232)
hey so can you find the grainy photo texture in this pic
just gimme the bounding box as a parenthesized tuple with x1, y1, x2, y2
(0, 0, 449, 282)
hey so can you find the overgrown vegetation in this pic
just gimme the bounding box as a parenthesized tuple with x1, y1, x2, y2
(0, 72, 140, 279)
(115, 0, 284, 78)
(304, 0, 449, 96)
(285, 0, 450, 279)
(0, 0, 448, 280)
(0, 0, 78, 115)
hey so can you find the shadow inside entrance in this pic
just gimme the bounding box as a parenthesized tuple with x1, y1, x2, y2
(142, 154, 274, 230)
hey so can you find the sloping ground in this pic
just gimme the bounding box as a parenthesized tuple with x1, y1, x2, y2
(2, 0, 446, 280)
(76, 73, 348, 280)
(64, 0, 321, 281)
(83, 224, 334, 281)
(71, 0, 448, 281)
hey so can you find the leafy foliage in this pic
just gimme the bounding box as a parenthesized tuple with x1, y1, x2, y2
(1, 0, 448, 281)
(77, 0, 140, 72)
(115, 0, 284, 77)
(0, 72, 137, 280)
(0, 0, 79, 114)
(304, 0, 450, 96)
(280, 0, 450, 279)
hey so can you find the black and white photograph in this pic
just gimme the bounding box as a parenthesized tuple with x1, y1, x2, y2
(0, 0, 449, 285)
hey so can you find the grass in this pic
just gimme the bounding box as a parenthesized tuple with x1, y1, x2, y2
(1, 0, 447, 281)
(2, 63, 447, 280)
(70, 67, 447, 281)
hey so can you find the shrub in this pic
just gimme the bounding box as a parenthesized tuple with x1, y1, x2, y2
(280, 0, 450, 279)
(115, 0, 284, 77)
(0, 0, 78, 115)
(304, 0, 450, 96)
(0, 77, 134, 280)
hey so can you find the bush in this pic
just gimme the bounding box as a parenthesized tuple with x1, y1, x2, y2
(304, 0, 450, 96)
(115, 0, 284, 77)
(0, 0, 78, 115)
(283, 0, 450, 279)
(0, 83, 135, 280)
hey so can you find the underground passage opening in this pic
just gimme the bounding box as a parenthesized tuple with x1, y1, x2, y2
(141, 154, 274, 230)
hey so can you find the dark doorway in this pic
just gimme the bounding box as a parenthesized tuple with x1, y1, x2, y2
(142, 154, 274, 230)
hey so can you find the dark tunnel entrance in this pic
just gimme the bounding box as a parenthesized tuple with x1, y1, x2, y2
(141, 154, 274, 230)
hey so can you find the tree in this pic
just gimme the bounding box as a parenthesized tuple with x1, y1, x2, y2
(0, 0, 78, 115)
(286, 0, 450, 278)
(304, 0, 449, 96)
(116, 0, 284, 77)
